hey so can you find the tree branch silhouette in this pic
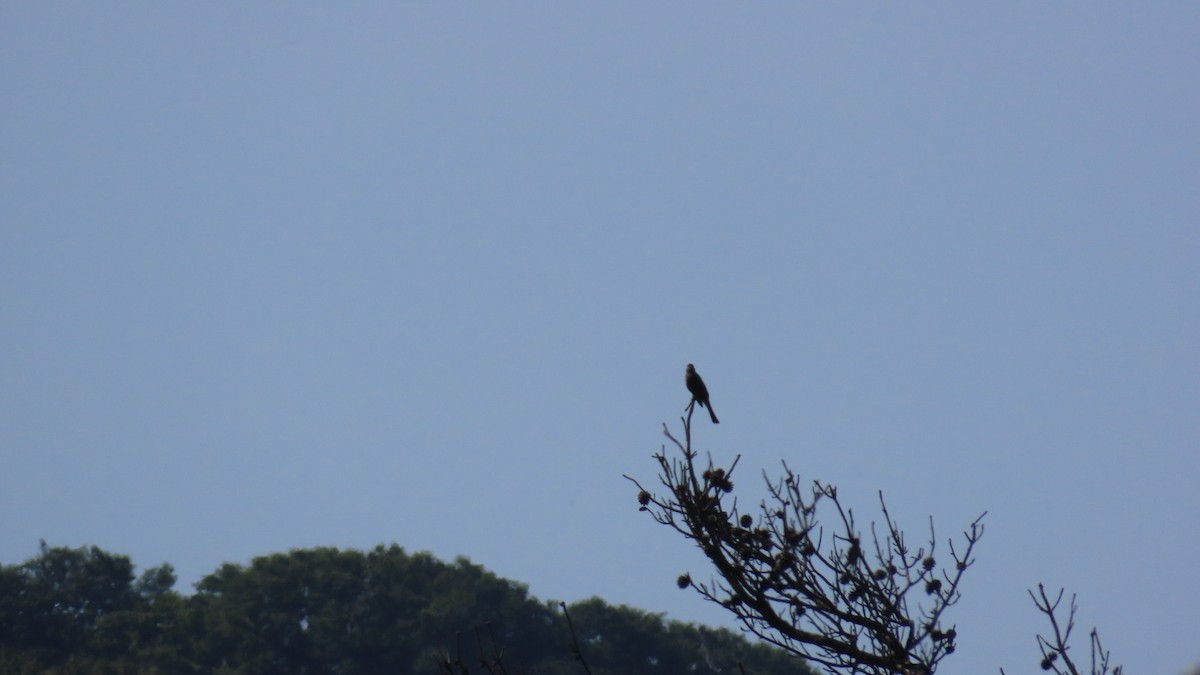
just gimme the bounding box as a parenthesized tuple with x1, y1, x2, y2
(559, 601, 594, 675)
(999, 584, 1123, 675)
(626, 411, 985, 675)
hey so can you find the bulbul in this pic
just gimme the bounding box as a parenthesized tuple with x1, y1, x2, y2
(685, 363, 719, 424)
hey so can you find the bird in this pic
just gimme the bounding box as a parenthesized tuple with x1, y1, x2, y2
(685, 363, 719, 424)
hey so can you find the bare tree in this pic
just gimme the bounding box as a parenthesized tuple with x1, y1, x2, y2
(433, 605, 594, 675)
(1000, 584, 1123, 675)
(434, 623, 520, 675)
(626, 408, 986, 675)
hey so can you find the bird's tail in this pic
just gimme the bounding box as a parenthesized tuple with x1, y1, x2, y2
(706, 403, 719, 424)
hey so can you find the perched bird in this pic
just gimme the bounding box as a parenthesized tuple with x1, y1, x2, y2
(685, 363, 719, 424)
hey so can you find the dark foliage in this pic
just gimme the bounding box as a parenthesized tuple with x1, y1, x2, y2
(0, 542, 812, 675)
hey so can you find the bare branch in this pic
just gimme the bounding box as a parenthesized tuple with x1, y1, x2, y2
(1020, 584, 1122, 675)
(628, 413, 985, 675)
(560, 602, 595, 675)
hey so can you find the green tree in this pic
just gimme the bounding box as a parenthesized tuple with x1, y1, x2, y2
(0, 542, 185, 673)
(0, 542, 137, 663)
(3, 542, 815, 674)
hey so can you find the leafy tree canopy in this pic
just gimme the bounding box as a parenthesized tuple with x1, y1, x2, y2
(0, 542, 813, 675)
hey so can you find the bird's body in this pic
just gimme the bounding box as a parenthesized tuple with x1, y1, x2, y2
(685, 363, 719, 424)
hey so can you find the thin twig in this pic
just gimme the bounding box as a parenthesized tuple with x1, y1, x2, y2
(560, 601, 594, 675)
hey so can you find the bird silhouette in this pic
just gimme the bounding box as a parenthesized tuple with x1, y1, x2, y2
(685, 363, 719, 424)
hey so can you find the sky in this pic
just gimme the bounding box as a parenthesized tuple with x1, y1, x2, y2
(2, 3, 1197, 673)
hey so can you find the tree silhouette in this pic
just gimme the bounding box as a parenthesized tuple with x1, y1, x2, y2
(1001, 584, 1124, 675)
(627, 406, 986, 675)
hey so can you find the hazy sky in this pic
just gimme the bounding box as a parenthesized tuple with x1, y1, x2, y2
(2, 4, 1197, 673)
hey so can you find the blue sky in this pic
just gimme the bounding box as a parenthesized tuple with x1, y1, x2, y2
(2, 3, 1197, 673)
